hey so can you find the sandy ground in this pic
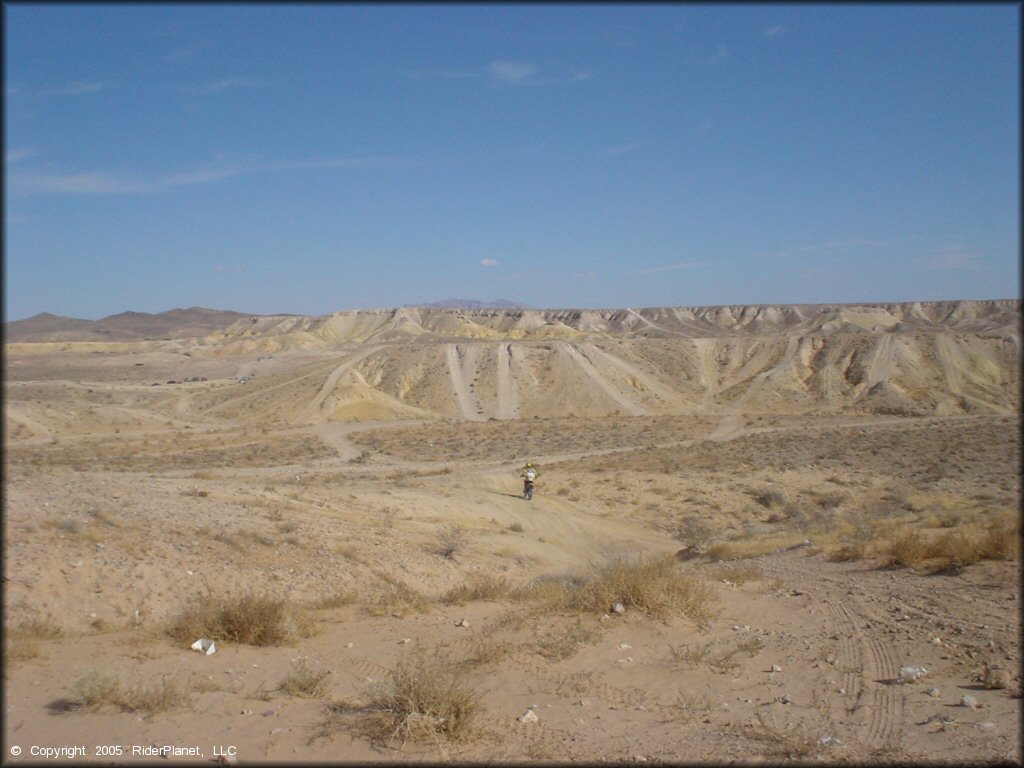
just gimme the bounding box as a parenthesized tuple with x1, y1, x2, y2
(3, 323, 1021, 765)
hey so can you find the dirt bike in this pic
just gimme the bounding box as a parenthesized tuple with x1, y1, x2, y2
(523, 478, 535, 501)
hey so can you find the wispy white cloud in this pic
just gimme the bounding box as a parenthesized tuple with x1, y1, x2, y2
(708, 45, 731, 65)
(8, 172, 145, 195)
(5, 147, 40, 165)
(599, 140, 655, 157)
(762, 24, 787, 37)
(45, 81, 107, 96)
(398, 67, 479, 81)
(786, 238, 888, 255)
(919, 248, 984, 270)
(402, 61, 588, 88)
(489, 61, 539, 85)
(213, 264, 245, 274)
(629, 261, 703, 276)
(481, 258, 500, 267)
(8, 155, 406, 197)
(182, 77, 274, 95)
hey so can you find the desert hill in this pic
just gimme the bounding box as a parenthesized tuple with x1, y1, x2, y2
(5, 299, 1019, 426)
(410, 298, 534, 310)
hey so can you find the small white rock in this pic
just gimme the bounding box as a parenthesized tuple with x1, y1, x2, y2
(898, 665, 928, 683)
(519, 709, 539, 724)
(960, 695, 980, 709)
(612, 602, 626, 614)
(770, 664, 782, 673)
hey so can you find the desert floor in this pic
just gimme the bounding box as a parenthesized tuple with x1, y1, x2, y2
(3, 347, 1020, 765)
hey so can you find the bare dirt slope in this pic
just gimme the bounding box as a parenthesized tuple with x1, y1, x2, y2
(3, 299, 1020, 764)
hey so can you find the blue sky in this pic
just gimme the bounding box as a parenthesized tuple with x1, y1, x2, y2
(4, 3, 1019, 320)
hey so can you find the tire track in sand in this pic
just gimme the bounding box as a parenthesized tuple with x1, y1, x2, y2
(446, 344, 485, 421)
(824, 599, 903, 753)
(496, 343, 519, 420)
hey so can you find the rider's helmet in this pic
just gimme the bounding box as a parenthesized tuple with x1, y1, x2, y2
(526, 462, 532, 468)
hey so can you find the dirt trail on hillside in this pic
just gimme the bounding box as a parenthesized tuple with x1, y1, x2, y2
(295, 347, 381, 424)
(495, 343, 519, 420)
(563, 344, 649, 416)
(446, 344, 484, 421)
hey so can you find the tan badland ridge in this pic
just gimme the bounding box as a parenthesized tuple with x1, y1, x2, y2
(83, 298, 1019, 422)
(3, 298, 1020, 764)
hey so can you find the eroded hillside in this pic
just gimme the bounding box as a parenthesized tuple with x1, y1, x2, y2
(5, 300, 1019, 428)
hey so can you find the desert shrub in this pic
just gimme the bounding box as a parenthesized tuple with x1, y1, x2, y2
(705, 533, 808, 561)
(535, 555, 715, 624)
(433, 524, 467, 560)
(279, 658, 331, 698)
(673, 514, 714, 547)
(535, 619, 599, 661)
(4, 617, 64, 664)
(313, 590, 359, 610)
(73, 671, 186, 714)
(749, 487, 787, 509)
(828, 540, 867, 562)
(440, 574, 515, 605)
(459, 636, 517, 669)
(166, 592, 312, 646)
(366, 577, 431, 617)
(978, 514, 1020, 560)
(881, 529, 930, 568)
(811, 490, 850, 511)
(338, 652, 481, 745)
(748, 708, 826, 759)
(8, 617, 64, 640)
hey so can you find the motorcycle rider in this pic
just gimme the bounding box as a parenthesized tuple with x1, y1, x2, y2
(520, 462, 538, 499)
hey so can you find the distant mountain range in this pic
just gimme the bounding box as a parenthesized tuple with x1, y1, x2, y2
(4, 301, 533, 342)
(4, 307, 255, 342)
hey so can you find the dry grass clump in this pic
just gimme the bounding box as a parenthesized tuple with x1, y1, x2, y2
(531, 555, 716, 624)
(72, 670, 186, 715)
(828, 540, 867, 562)
(535, 620, 601, 661)
(333, 652, 481, 746)
(746, 708, 828, 759)
(366, 577, 432, 617)
(877, 511, 1019, 571)
(313, 590, 360, 610)
(669, 636, 764, 675)
(459, 636, 518, 669)
(278, 658, 331, 698)
(8, 617, 64, 640)
(705, 533, 809, 562)
(165, 592, 313, 646)
(4, 617, 65, 664)
(433, 524, 468, 560)
(440, 574, 516, 605)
